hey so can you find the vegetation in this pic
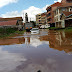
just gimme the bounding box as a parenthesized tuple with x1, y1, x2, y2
(48, 27, 72, 32)
(30, 21, 36, 27)
(0, 28, 25, 38)
(48, 27, 59, 30)
(64, 27, 72, 32)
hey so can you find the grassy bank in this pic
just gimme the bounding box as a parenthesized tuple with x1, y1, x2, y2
(64, 27, 72, 32)
(48, 27, 72, 32)
(0, 28, 25, 38)
(48, 27, 63, 30)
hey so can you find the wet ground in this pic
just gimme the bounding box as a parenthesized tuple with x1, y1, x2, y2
(0, 29, 72, 72)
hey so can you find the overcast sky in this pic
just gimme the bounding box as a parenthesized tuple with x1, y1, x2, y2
(0, 0, 61, 21)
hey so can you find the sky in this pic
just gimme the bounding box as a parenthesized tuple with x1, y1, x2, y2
(0, 0, 62, 21)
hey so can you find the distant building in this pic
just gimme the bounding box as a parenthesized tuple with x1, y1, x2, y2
(36, 12, 47, 28)
(36, 13, 41, 26)
(41, 12, 47, 25)
(46, 2, 62, 27)
(0, 17, 23, 30)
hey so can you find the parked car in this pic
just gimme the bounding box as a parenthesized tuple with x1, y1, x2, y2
(40, 24, 50, 29)
(30, 28, 39, 34)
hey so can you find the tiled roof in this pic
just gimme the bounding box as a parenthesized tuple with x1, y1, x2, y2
(46, 2, 62, 10)
(53, 3, 72, 11)
(59, 3, 72, 7)
(0, 20, 17, 26)
(62, 11, 72, 17)
(0, 17, 23, 21)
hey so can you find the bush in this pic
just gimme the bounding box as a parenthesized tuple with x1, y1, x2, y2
(0, 28, 17, 34)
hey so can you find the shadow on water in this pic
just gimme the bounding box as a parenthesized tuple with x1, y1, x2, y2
(0, 29, 72, 72)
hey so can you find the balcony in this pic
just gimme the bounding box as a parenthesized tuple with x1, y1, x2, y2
(47, 16, 51, 19)
(47, 11, 51, 14)
(47, 21, 52, 24)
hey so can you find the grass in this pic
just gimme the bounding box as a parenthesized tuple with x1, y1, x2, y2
(64, 27, 72, 32)
(48, 27, 60, 30)
(0, 28, 26, 38)
(48, 27, 72, 32)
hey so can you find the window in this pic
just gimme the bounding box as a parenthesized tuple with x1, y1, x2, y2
(70, 8, 72, 12)
(62, 8, 66, 11)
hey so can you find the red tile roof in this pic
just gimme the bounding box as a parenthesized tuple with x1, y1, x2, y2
(59, 3, 72, 7)
(0, 17, 23, 21)
(46, 2, 62, 10)
(63, 11, 72, 17)
(53, 3, 72, 11)
(0, 20, 17, 26)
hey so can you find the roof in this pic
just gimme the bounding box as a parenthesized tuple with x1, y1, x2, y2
(41, 12, 47, 16)
(0, 20, 17, 26)
(61, 0, 72, 3)
(62, 11, 72, 17)
(54, 3, 72, 11)
(59, 3, 72, 7)
(0, 17, 23, 21)
(46, 2, 62, 10)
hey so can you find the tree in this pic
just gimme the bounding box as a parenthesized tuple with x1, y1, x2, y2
(30, 21, 36, 27)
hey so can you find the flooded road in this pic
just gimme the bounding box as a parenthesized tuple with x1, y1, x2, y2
(0, 29, 72, 72)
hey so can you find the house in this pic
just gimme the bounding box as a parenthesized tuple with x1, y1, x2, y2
(54, 3, 72, 28)
(0, 20, 18, 27)
(46, 2, 62, 27)
(0, 17, 23, 30)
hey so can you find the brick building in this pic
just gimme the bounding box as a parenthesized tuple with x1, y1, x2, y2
(36, 12, 48, 28)
(46, 2, 62, 27)
(36, 13, 41, 26)
(54, 0, 72, 28)
(41, 12, 47, 25)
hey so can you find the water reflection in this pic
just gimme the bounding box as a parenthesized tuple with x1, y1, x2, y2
(48, 30, 72, 54)
(0, 37, 25, 45)
(0, 30, 72, 72)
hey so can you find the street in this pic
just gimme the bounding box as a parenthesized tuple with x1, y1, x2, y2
(0, 29, 72, 72)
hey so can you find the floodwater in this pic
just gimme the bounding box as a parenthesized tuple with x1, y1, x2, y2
(0, 29, 72, 72)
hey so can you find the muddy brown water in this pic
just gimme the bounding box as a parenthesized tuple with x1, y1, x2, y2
(0, 29, 72, 72)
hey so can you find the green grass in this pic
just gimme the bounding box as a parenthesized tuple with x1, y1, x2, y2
(64, 27, 72, 32)
(15, 30, 26, 34)
(48, 27, 72, 32)
(0, 28, 26, 38)
(48, 27, 59, 30)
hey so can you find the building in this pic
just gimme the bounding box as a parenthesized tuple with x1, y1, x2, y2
(0, 17, 23, 30)
(54, 2, 72, 28)
(46, 2, 62, 27)
(41, 12, 47, 25)
(0, 20, 18, 27)
(60, 11, 72, 27)
(36, 12, 49, 28)
(36, 13, 41, 26)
